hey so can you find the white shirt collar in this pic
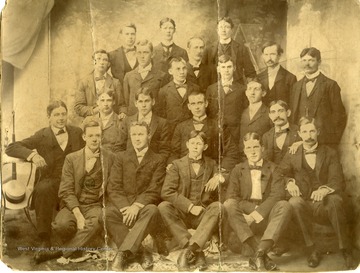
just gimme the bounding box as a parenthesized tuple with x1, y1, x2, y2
(193, 114, 207, 122)
(161, 40, 174, 47)
(139, 63, 152, 71)
(189, 60, 201, 68)
(249, 101, 263, 109)
(248, 159, 263, 167)
(275, 122, 290, 132)
(303, 142, 319, 152)
(94, 71, 109, 79)
(135, 147, 149, 157)
(304, 70, 320, 80)
(173, 79, 186, 85)
(51, 126, 66, 135)
(138, 111, 153, 122)
(85, 146, 100, 159)
(222, 78, 233, 86)
(189, 154, 203, 161)
(219, 37, 232, 45)
(268, 64, 281, 74)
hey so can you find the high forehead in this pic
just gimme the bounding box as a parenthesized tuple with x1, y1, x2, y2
(188, 93, 205, 102)
(171, 60, 186, 69)
(161, 21, 175, 28)
(247, 81, 262, 89)
(219, 60, 234, 66)
(188, 135, 204, 143)
(263, 44, 278, 54)
(243, 138, 261, 147)
(94, 52, 109, 59)
(50, 106, 67, 115)
(301, 54, 318, 61)
(85, 126, 102, 135)
(122, 26, 136, 34)
(98, 93, 113, 100)
(136, 44, 152, 52)
(189, 38, 205, 48)
(218, 20, 232, 28)
(270, 103, 286, 111)
(130, 125, 148, 134)
(299, 122, 317, 132)
(137, 93, 152, 100)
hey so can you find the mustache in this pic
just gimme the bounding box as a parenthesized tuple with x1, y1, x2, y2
(274, 117, 284, 122)
(305, 138, 315, 142)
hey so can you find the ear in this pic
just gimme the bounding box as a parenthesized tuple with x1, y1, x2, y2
(82, 134, 86, 142)
(261, 90, 267, 97)
(168, 67, 173, 76)
(203, 144, 208, 151)
(286, 109, 291, 118)
(204, 100, 209, 108)
(187, 103, 191, 111)
(151, 98, 155, 106)
(186, 141, 189, 150)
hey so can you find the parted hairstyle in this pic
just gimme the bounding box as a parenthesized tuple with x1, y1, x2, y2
(47, 100, 68, 116)
(261, 41, 284, 55)
(92, 49, 110, 61)
(169, 57, 186, 69)
(217, 17, 234, 28)
(130, 121, 151, 135)
(269, 100, 289, 111)
(300, 47, 321, 61)
(246, 77, 265, 90)
(119, 23, 137, 33)
(136, 39, 153, 52)
(187, 36, 205, 49)
(218, 54, 234, 65)
(97, 90, 115, 100)
(298, 116, 321, 130)
(187, 130, 208, 144)
(82, 118, 102, 134)
(243, 132, 263, 146)
(134, 87, 154, 100)
(160, 17, 176, 28)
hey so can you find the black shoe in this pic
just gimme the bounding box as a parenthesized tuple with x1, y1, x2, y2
(342, 249, 357, 270)
(271, 244, 289, 256)
(154, 235, 169, 256)
(140, 249, 154, 271)
(249, 250, 266, 271)
(112, 251, 129, 271)
(33, 240, 62, 264)
(194, 251, 207, 271)
(177, 248, 195, 271)
(264, 254, 278, 271)
(307, 250, 321, 268)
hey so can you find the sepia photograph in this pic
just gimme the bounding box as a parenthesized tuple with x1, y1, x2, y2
(1, 0, 360, 271)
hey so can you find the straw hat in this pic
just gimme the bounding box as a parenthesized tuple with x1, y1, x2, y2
(2, 180, 31, 210)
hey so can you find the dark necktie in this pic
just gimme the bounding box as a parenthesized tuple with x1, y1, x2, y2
(56, 129, 66, 136)
(275, 128, 289, 138)
(175, 83, 187, 89)
(192, 66, 200, 72)
(189, 158, 203, 165)
(304, 149, 317, 155)
(304, 76, 318, 83)
(193, 118, 206, 125)
(249, 165, 262, 171)
(124, 47, 136, 53)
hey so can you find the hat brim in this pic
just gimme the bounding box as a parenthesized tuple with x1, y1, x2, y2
(2, 181, 32, 210)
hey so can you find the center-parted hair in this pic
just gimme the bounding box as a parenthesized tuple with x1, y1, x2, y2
(243, 132, 263, 146)
(160, 17, 176, 28)
(217, 17, 234, 28)
(47, 100, 68, 116)
(187, 130, 208, 144)
(269, 100, 289, 111)
(135, 87, 154, 100)
(130, 121, 151, 135)
(82, 117, 102, 134)
(298, 116, 320, 130)
(246, 77, 264, 90)
(300, 47, 321, 61)
(261, 41, 284, 55)
(136, 39, 153, 52)
(187, 36, 205, 49)
(218, 54, 234, 65)
(169, 57, 186, 69)
(119, 23, 137, 33)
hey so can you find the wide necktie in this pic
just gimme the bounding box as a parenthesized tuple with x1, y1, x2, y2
(275, 128, 289, 138)
(175, 83, 187, 89)
(249, 165, 262, 170)
(304, 149, 317, 155)
(56, 129, 66, 136)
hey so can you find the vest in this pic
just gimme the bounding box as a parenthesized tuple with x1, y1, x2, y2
(302, 153, 321, 195)
(297, 81, 318, 120)
(272, 136, 284, 165)
(188, 164, 205, 205)
(48, 134, 73, 179)
(79, 158, 103, 204)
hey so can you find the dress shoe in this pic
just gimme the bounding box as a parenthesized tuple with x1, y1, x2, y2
(264, 253, 278, 271)
(112, 251, 129, 271)
(154, 235, 169, 256)
(249, 250, 266, 271)
(140, 249, 154, 271)
(307, 250, 321, 268)
(194, 251, 207, 271)
(342, 248, 357, 270)
(33, 240, 62, 264)
(271, 244, 289, 256)
(177, 248, 195, 271)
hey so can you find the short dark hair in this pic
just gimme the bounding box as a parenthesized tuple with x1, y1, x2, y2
(119, 23, 137, 33)
(218, 17, 234, 28)
(187, 130, 207, 144)
(187, 36, 205, 49)
(169, 57, 186, 69)
(47, 100, 68, 116)
(261, 41, 283, 55)
(246, 77, 264, 90)
(218, 54, 234, 65)
(300, 47, 321, 61)
(188, 91, 206, 101)
(298, 116, 320, 130)
(243, 132, 263, 146)
(82, 118, 101, 134)
(135, 87, 154, 100)
(92, 49, 110, 60)
(269, 100, 289, 111)
(130, 121, 150, 134)
(136, 39, 153, 52)
(160, 17, 176, 28)
(97, 90, 115, 100)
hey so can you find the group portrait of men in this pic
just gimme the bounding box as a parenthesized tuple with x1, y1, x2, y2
(4, 15, 357, 272)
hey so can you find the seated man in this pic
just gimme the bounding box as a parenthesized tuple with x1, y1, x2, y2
(50, 119, 115, 260)
(224, 132, 291, 271)
(159, 130, 224, 271)
(103, 121, 167, 271)
(5, 100, 85, 262)
(276, 117, 355, 269)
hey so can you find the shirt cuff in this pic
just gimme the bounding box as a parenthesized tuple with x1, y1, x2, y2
(133, 202, 145, 209)
(318, 185, 335, 194)
(27, 152, 37, 162)
(250, 210, 264, 224)
(188, 203, 194, 213)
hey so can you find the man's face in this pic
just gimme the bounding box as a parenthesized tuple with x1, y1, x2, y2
(301, 54, 320, 74)
(135, 94, 154, 116)
(298, 123, 319, 146)
(48, 106, 67, 129)
(217, 20, 233, 40)
(122, 26, 136, 48)
(160, 21, 175, 41)
(243, 139, 263, 164)
(136, 44, 152, 67)
(187, 94, 208, 118)
(93, 53, 110, 74)
(169, 61, 187, 82)
(97, 93, 114, 116)
(218, 60, 234, 81)
(245, 82, 265, 104)
(130, 125, 149, 150)
(186, 135, 208, 159)
(262, 45, 281, 68)
(83, 126, 102, 152)
(188, 39, 205, 62)
(269, 103, 290, 127)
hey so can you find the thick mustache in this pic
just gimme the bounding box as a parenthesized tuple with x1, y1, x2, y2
(274, 117, 284, 121)
(305, 138, 315, 142)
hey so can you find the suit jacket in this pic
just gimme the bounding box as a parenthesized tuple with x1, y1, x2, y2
(106, 148, 166, 210)
(109, 46, 138, 84)
(119, 113, 171, 160)
(226, 160, 285, 219)
(58, 148, 115, 211)
(152, 43, 189, 73)
(262, 124, 300, 164)
(206, 81, 246, 126)
(186, 62, 216, 93)
(5, 125, 85, 179)
(203, 40, 256, 84)
(276, 144, 344, 200)
(239, 103, 272, 149)
(289, 72, 347, 146)
(161, 155, 218, 213)
(170, 118, 240, 171)
(74, 72, 122, 117)
(121, 66, 169, 115)
(258, 66, 297, 105)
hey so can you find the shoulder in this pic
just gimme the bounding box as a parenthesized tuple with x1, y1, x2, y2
(66, 148, 84, 160)
(67, 125, 83, 134)
(263, 159, 277, 170)
(280, 66, 296, 78)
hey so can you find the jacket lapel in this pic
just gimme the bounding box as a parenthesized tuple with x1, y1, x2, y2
(87, 73, 97, 101)
(315, 145, 325, 179)
(242, 163, 253, 198)
(149, 115, 159, 140)
(261, 161, 272, 193)
(273, 66, 285, 87)
(291, 79, 304, 119)
(179, 157, 191, 195)
(311, 73, 326, 116)
(74, 149, 86, 196)
(249, 104, 267, 124)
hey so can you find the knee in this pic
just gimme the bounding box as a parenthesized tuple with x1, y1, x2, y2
(288, 196, 305, 209)
(207, 201, 223, 216)
(142, 204, 158, 216)
(35, 180, 56, 196)
(52, 217, 76, 238)
(224, 199, 237, 213)
(273, 200, 292, 216)
(102, 205, 122, 223)
(324, 194, 343, 209)
(158, 201, 173, 214)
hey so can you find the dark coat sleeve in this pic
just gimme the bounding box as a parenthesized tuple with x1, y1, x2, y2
(74, 79, 94, 117)
(5, 130, 43, 160)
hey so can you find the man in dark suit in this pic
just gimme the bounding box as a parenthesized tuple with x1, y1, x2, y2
(206, 54, 246, 143)
(74, 50, 122, 118)
(203, 17, 256, 85)
(109, 23, 138, 85)
(257, 41, 297, 105)
(120, 87, 171, 161)
(262, 100, 300, 164)
(224, 132, 291, 271)
(240, 79, 272, 153)
(121, 39, 169, 117)
(156, 57, 200, 137)
(186, 36, 216, 93)
(289, 47, 347, 148)
(5, 100, 85, 261)
(152, 17, 188, 74)
(170, 91, 240, 173)
(50, 119, 115, 260)
(103, 121, 166, 271)
(276, 117, 355, 269)
(159, 130, 225, 271)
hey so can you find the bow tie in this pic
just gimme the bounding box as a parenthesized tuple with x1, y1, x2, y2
(304, 149, 317, 155)
(304, 76, 318, 83)
(95, 76, 105, 81)
(189, 158, 203, 165)
(192, 66, 200, 72)
(138, 67, 151, 74)
(175, 83, 187, 89)
(87, 152, 100, 160)
(124, 47, 136, 53)
(249, 165, 262, 170)
(275, 128, 289, 138)
(56, 129, 66, 136)
(193, 118, 206, 125)
(136, 152, 147, 158)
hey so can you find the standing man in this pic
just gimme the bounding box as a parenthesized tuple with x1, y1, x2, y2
(289, 47, 347, 147)
(74, 49, 122, 118)
(204, 17, 256, 85)
(206, 54, 246, 143)
(257, 41, 297, 105)
(5, 100, 85, 261)
(121, 39, 169, 117)
(104, 122, 167, 271)
(186, 36, 216, 93)
(224, 132, 291, 271)
(276, 117, 355, 269)
(109, 23, 138, 85)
